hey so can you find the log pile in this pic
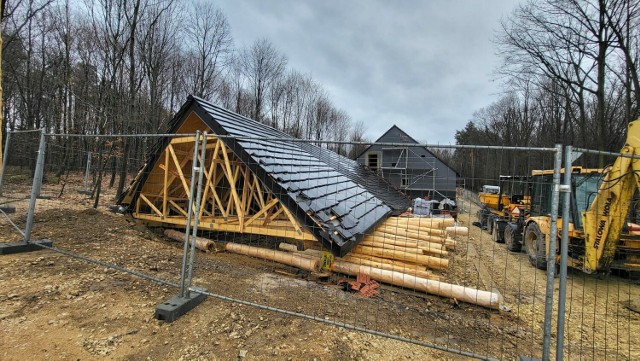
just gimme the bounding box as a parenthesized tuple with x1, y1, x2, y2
(179, 215, 499, 309)
(228, 241, 501, 309)
(346, 216, 467, 276)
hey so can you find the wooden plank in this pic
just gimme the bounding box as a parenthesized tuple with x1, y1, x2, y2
(245, 198, 279, 226)
(240, 166, 250, 230)
(168, 200, 188, 217)
(198, 141, 218, 219)
(139, 193, 163, 216)
(253, 175, 266, 208)
(162, 149, 169, 218)
(220, 143, 244, 220)
(209, 165, 227, 218)
(170, 136, 199, 144)
(280, 203, 304, 235)
(154, 151, 191, 198)
(168, 144, 191, 196)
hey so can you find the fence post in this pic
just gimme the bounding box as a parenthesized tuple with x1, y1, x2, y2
(555, 146, 573, 361)
(541, 143, 562, 361)
(23, 130, 47, 243)
(83, 152, 92, 193)
(0, 131, 11, 196)
(179, 131, 201, 298)
(186, 132, 207, 292)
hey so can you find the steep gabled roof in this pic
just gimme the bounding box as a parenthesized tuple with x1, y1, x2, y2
(121, 96, 410, 256)
(357, 124, 460, 176)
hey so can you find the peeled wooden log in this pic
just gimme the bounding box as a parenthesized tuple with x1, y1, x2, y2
(360, 239, 448, 257)
(386, 222, 450, 236)
(274, 243, 441, 281)
(385, 216, 455, 228)
(164, 229, 217, 252)
(342, 256, 440, 281)
(359, 240, 425, 255)
(366, 233, 445, 250)
(380, 224, 449, 237)
(376, 226, 457, 249)
(278, 242, 299, 252)
(343, 253, 424, 270)
(225, 243, 319, 272)
(331, 261, 502, 310)
(367, 233, 447, 253)
(445, 226, 468, 236)
(352, 245, 449, 270)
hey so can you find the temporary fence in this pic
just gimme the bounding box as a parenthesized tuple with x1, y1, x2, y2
(0, 129, 638, 361)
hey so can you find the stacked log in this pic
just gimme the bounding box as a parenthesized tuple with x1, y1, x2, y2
(347, 216, 467, 274)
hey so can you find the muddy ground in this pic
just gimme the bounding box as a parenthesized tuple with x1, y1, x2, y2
(1, 173, 638, 360)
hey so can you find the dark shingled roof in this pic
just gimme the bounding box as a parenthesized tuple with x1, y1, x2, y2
(121, 96, 411, 256)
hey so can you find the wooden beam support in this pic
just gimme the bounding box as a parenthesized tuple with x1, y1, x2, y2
(162, 149, 169, 218)
(139, 193, 163, 217)
(168, 200, 188, 217)
(168, 144, 191, 196)
(245, 198, 280, 227)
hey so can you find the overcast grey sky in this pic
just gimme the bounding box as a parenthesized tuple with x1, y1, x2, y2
(217, 0, 521, 144)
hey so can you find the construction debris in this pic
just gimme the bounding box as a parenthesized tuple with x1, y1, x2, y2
(338, 274, 380, 297)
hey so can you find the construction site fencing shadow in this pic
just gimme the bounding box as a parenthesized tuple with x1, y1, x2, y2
(0, 130, 638, 361)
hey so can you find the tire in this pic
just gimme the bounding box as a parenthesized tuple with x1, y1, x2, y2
(505, 224, 522, 252)
(492, 220, 504, 243)
(525, 223, 547, 269)
(486, 215, 494, 234)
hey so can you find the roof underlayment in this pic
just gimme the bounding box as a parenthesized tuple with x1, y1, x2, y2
(120, 96, 411, 256)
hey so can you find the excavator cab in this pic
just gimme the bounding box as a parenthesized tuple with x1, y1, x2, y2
(529, 167, 604, 229)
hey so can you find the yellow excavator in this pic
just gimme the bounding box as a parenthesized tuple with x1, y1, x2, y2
(495, 120, 640, 273)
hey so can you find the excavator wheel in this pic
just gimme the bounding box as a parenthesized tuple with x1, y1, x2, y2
(505, 224, 522, 252)
(525, 223, 546, 269)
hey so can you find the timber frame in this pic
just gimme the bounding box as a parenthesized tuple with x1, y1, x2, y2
(134, 134, 314, 241)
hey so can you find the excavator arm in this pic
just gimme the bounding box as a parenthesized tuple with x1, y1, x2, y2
(582, 120, 640, 273)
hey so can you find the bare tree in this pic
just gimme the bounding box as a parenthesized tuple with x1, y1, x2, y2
(182, 1, 232, 100)
(240, 38, 287, 122)
(498, 0, 615, 154)
(605, 0, 640, 120)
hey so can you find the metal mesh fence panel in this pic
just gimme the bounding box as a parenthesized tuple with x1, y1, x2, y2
(555, 147, 640, 360)
(0, 130, 42, 243)
(3, 131, 638, 360)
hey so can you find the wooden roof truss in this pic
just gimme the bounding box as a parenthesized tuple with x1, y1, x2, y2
(134, 135, 314, 241)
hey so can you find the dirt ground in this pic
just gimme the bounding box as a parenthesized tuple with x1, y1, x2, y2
(1, 173, 639, 360)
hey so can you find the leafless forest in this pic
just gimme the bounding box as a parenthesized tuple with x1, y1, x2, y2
(2, 0, 640, 191)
